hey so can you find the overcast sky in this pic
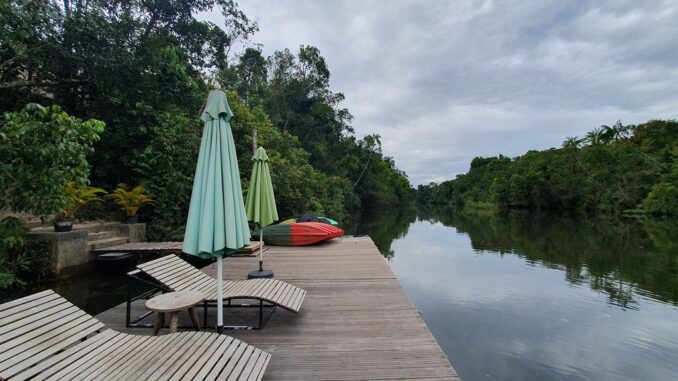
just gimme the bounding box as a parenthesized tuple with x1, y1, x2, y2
(203, 0, 678, 185)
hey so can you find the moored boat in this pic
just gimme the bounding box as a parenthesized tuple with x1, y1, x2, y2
(280, 214, 339, 226)
(255, 222, 344, 246)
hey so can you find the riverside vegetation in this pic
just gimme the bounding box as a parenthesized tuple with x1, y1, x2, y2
(417, 120, 678, 216)
(0, 0, 414, 239)
(0, 0, 412, 290)
(1, 1, 676, 294)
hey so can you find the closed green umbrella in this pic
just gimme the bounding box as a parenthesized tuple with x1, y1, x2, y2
(183, 88, 250, 333)
(245, 146, 278, 277)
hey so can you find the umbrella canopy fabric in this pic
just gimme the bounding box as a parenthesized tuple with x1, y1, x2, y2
(183, 89, 250, 259)
(245, 146, 278, 228)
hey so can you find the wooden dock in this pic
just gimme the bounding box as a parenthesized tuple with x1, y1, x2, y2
(91, 240, 262, 255)
(96, 236, 459, 380)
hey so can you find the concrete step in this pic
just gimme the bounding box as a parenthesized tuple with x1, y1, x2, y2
(0, 213, 50, 228)
(88, 237, 129, 251)
(24, 220, 46, 229)
(86, 230, 118, 241)
(31, 220, 121, 233)
(74, 221, 122, 233)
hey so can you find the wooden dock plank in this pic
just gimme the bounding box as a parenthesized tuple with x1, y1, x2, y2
(91, 241, 261, 256)
(96, 237, 459, 380)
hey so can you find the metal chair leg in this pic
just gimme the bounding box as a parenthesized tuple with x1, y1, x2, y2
(259, 300, 263, 328)
(126, 275, 132, 328)
(203, 301, 208, 327)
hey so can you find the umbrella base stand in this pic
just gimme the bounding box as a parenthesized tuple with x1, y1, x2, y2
(248, 269, 274, 279)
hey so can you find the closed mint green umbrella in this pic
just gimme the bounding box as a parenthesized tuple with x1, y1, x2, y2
(183, 88, 250, 332)
(245, 146, 279, 277)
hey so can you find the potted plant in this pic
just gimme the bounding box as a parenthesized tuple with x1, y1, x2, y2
(107, 183, 154, 224)
(54, 182, 107, 232)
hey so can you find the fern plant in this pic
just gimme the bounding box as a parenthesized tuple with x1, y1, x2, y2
(108, 183, 154, 216)
(56, 181, 107, 221)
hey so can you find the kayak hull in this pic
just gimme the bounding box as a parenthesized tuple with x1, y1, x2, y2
(257, 222, 344, 246)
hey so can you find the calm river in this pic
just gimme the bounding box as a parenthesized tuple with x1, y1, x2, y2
(6, 207, 677, 381)
(348, 207, 678, 381)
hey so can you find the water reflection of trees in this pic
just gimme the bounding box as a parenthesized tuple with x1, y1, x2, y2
(418, 205, 678, 308)
(347, 207, 417, 260)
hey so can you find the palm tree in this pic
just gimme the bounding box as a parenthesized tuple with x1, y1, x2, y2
(586, 127, 605, 145)
(562, 136, 588, 174)
(601, 121, 630, 144)
(562, 136, 584, 150)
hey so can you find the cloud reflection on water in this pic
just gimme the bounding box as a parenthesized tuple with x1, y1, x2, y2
(353, 208, 678, 381)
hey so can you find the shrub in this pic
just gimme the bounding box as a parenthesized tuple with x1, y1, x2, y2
(0, 103, 105, 216)
(0, 217, 51, 291)
(56, 181, 107, 221)
(107, 183, 155, 216)
(134, 108, 202, 241)
(643, 182, 678, 215)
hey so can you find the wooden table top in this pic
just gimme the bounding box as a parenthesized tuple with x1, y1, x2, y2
(145, 291, 205, 312)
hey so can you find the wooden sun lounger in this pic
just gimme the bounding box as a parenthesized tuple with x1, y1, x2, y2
(0, 290, 270, 381)
(129, 255, 306, 329)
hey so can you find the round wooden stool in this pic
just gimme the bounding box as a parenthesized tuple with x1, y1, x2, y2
(145, 291, 205, 335)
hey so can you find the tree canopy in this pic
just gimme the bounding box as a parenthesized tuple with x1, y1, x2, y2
(0, 0, 413, 239)
(418, 120, 678, 215)
(0, 103, 104, 215)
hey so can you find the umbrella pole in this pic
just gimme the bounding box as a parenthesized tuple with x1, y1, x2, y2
(259, 229, 264, 272)
(248, 227, 274, 279)
(216, 256, 224, 334)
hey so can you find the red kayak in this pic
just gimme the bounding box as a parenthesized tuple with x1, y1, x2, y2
(257, 222, 344, 246)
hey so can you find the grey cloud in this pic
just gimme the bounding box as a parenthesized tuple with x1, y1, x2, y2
(203, 0, 678, 184)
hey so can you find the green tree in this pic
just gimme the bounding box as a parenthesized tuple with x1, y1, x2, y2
(134, 108, 202, 240)
(420, 120, 678, 215)
(643, 182, 678, 216)
(220, 47, 269, 107)
(224, 45, 413, 210)
(0, 103, 104, 216)
(2, 2, 414, 232)
(227, 92, 357, 221)
(1, 0, 257, 188)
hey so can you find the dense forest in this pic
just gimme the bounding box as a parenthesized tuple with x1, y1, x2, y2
(418, 120, 678, 216)
(0, 0, 414, 240)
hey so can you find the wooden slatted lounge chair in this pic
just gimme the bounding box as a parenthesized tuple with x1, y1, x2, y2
(128, 255, 306, 329)
(0, 289, 270, 381)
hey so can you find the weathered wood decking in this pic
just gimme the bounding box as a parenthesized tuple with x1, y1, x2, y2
(96, 236, 459, 380)
(91, 240, 262, 254)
